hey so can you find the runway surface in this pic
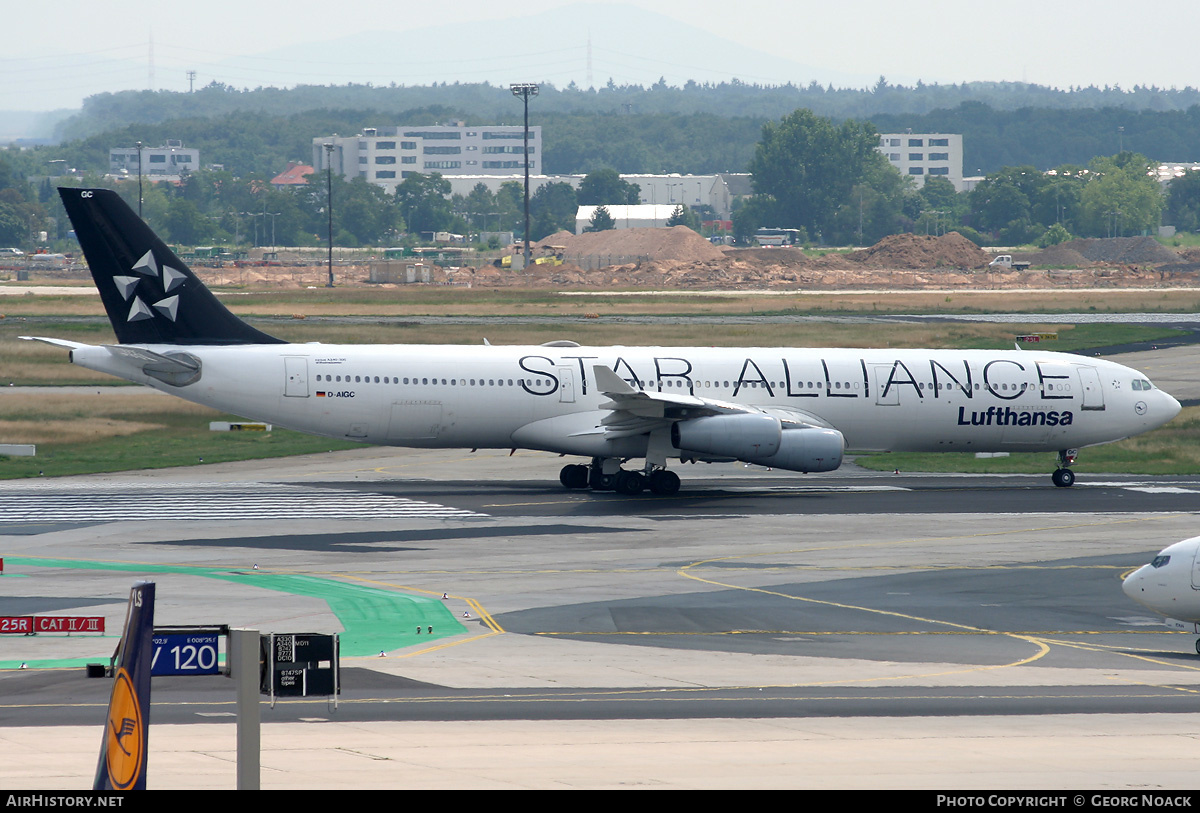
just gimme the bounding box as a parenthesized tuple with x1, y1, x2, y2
(2, 344, 1200, 788)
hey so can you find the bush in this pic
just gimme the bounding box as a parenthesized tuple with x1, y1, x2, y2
(1037, 223, 1073, 248)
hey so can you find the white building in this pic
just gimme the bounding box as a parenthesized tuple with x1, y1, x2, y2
(314, 123, 542, 194)
(877, 133, 964, 191)
(442, 174, 580, 199)
(444, 173, 739, 218)
(1153, 162, 1200, 187)
(109, 140, 199, 178)
(575, 204, 680, 234)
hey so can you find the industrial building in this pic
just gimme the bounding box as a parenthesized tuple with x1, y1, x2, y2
(313, 123, 542, 193)
(108, 140, 199, 179)
(876, 133, 964, 191)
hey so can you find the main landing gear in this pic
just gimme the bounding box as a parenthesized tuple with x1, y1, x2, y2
(1051, 448, 1078, 488)
(559, 457, 681, 496)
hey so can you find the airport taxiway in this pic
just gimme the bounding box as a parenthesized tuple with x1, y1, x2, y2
(3, 343, 1200, 788)
(3, 446, 1200, 789)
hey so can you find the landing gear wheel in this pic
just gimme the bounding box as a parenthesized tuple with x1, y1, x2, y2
(615, 470, 645, 496)
(559, 464, 589, 490)
(648, 470, 681, 496)
(1051, 468, 1076, 488)
(589, 465, 616, 491)
(1195, 639, 1200, 656)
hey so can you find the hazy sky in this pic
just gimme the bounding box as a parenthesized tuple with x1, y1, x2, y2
(5, 0, 1198, 111)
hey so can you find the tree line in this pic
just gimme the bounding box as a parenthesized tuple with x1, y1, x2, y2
(0, 157, 648, 249)
(17, 102, 1200, 188)
(57, 80, 1200, 142)
(736, 109, 1189, 247)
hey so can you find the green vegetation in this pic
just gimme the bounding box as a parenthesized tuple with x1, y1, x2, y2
(745, 109, 888, 241)
(8, 79, 1200, 253)
(0, 402, 362, 480)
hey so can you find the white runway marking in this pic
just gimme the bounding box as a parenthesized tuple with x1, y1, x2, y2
(723, 485, 912, 493)
(1121, 486, 1199, 494)
(0, 481, 483, 521)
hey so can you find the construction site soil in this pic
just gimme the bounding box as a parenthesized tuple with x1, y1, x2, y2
(13, 229, 1200, 291)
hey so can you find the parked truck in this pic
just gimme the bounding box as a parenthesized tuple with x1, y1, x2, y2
(988, 255, 1031, 271)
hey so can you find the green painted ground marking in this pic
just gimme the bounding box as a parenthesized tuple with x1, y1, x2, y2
(1, 557, 466, 669)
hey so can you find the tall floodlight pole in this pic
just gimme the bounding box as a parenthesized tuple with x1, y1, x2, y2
(324, 142, 335, 287)
(136, 141, 143, 219)
(510, 83, 539, 269)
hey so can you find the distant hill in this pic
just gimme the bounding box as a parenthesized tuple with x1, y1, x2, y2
(54, 78, 1200, 145)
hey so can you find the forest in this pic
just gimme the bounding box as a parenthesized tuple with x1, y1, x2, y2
(1, 80, 1199, 250)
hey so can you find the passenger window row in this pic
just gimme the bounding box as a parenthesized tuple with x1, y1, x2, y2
(311, 374, 1079, 394)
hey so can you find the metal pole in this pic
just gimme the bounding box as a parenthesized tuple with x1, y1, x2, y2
(324, 143, 334, 287)
(231, 629, 260, 790)
(136, 141, 143, 219)
(510, 83, 539, 269)
(523, 96, 530, 267)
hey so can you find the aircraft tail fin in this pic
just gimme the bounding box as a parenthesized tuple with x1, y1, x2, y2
(94, 581, 155, 791)
(59, 187, 283, 345)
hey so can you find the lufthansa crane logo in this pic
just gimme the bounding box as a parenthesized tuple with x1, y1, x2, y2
(112, 249, 186, 324)
(104, 667, 145, 790)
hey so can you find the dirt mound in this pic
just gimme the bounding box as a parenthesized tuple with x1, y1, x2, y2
(834, 232, 991, 270)
(548, 226, 726, 263)
(1016, 245, 1092, 268)
(534, 231, 575, 248)
(728, 247, 810, 267)
(1059, 236, 1177, 265)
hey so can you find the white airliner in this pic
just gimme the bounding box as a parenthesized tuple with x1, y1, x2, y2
(28, 187, 1182, 496)
(1123, 537, 1200, 653)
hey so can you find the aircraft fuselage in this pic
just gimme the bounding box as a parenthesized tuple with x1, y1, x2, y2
(70, 342, 1179, 458)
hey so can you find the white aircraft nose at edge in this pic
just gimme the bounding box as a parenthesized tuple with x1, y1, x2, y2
(1124, 536, 1200, 653)
(23, 187, 1184, 497)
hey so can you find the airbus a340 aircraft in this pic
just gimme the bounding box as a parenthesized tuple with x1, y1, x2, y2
(1124, 537, 1200, 653)
(28, 188, 1182, 496)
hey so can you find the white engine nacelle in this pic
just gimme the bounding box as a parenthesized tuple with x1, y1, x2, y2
(747, 427, 844, 473)
(671, 413, 782, 460)
(671, 414, 845, 473)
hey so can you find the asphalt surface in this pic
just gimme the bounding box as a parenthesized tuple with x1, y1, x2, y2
(2, 342, 1200, 788)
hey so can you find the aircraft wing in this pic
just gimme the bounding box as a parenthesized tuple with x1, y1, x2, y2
(591, 364, 828, 439)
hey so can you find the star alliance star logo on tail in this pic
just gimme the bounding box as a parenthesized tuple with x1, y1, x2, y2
(112, 249, 186, 324)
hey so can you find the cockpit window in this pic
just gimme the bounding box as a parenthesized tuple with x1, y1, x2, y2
(1132, 379, 1154, 391)
(1151, 555, 1171, 568)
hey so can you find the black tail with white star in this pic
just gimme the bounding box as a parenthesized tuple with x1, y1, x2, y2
(60, 187, 284, 345)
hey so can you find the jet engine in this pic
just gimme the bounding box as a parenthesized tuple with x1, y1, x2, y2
(671, 414, 782, 460)
(747, 426, 844, 473)
(671, 414, 845, 473)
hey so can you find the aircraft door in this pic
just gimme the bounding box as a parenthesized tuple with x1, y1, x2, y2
(1078, 366, 1105, 411)
(872, 365, 900, 406)
(284, 357, 309, 397)
(558, 366, 575, 403)
(1191, 543, 1200, 591)
(387, 401, 442, 441)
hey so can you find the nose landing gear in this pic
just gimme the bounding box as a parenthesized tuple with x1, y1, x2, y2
(1052, 448, 1078, 488)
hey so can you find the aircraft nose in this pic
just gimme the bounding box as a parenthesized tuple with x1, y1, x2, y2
(1122, 566, 1147, 602)
(1164, 391, 1182, 420)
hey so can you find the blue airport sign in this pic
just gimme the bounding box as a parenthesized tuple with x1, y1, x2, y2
(151, 632, 220, 676)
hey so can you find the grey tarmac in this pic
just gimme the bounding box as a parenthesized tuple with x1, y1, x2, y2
(1, 347, 1198, 789)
